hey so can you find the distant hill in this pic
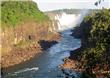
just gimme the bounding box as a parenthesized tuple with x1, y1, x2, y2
(45, 9, 81, 14)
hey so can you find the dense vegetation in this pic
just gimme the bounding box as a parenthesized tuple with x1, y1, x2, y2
(1, 1, 49, 28)
(83, 9, 110, 65)
(72, 9, 110, 77)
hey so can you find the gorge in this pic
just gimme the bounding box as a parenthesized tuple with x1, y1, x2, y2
(2, 5, 86, 78)
(1, 1, 110, 78)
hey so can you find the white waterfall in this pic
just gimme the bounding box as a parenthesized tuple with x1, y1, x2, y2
(53, 10, 89, 31)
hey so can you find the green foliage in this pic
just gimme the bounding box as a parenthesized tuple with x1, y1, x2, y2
(1, 1, 49, 27)
(81, 9, 110, 70)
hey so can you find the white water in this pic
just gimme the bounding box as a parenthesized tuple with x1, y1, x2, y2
(54, 10, 89, 31)
(7, 67, 39, 76)
(14, 67, 39, 74)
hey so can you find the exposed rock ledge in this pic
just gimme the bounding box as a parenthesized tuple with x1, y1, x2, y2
(1, 40, 57, 68)
(1, 43, 41, 68)
(1, 35, 61, 68)
(1, 19, 61, 68)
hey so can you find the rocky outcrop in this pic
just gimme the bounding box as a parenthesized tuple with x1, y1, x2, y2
(69, 16, 94, 60)
(1, 21, 61, 68)
(71, 19, 92, 48)
(1, 0, 61, 72)
(1, 43, 41, 68)
(38, 40, 58, 51)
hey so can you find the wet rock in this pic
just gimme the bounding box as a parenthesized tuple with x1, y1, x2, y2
(60, 69, 77, 78)
(69, 47, 83, 60)
(71, 27, 82, 39)
(38, 40, 58, 50)
(1, 68, 5, 78)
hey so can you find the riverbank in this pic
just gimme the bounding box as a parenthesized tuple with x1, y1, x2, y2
(61, 9, 110, 78)
(1, 31, 61, 68)
(1, 29, 60, 68)
(1, 20, 61, 68)
(1, 1, 61, 68)
(60, 48, 84, 71)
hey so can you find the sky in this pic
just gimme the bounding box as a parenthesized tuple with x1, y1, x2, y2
(33, 0, 110, 11)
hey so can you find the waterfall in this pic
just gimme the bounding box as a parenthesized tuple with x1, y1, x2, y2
(53, 10, 89, 31)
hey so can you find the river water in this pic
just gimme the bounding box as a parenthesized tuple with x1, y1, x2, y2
(3, 29, 81, 78)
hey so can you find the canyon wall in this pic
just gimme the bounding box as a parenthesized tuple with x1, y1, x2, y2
(1, 1, 60, 68)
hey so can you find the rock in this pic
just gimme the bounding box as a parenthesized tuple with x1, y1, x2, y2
(60, 69, 78, 78)
(38, 40, 58, 50)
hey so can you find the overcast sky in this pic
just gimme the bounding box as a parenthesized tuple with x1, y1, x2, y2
(33, 0, 110, 11)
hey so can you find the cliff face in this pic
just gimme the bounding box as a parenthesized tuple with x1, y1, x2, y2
(62, 9, 110, 77)
(1, 1, 60, 68)
(69, 16, 92, 60)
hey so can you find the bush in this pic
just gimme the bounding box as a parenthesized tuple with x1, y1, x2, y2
(1, 1, 50, 28)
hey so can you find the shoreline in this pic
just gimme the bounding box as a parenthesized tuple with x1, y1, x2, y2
(60, 17, 110, 77)
(1, 43, 42, 68)
(1, 34, 61, 69)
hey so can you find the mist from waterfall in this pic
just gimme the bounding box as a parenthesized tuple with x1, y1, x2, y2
(55, 10, 89, 31)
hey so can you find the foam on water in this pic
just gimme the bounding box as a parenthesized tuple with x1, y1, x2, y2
(14, 67, 38, 74)
(7, 67, 39, 76)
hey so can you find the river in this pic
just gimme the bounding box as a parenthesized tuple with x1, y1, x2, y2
(3, 29, 81, 78)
